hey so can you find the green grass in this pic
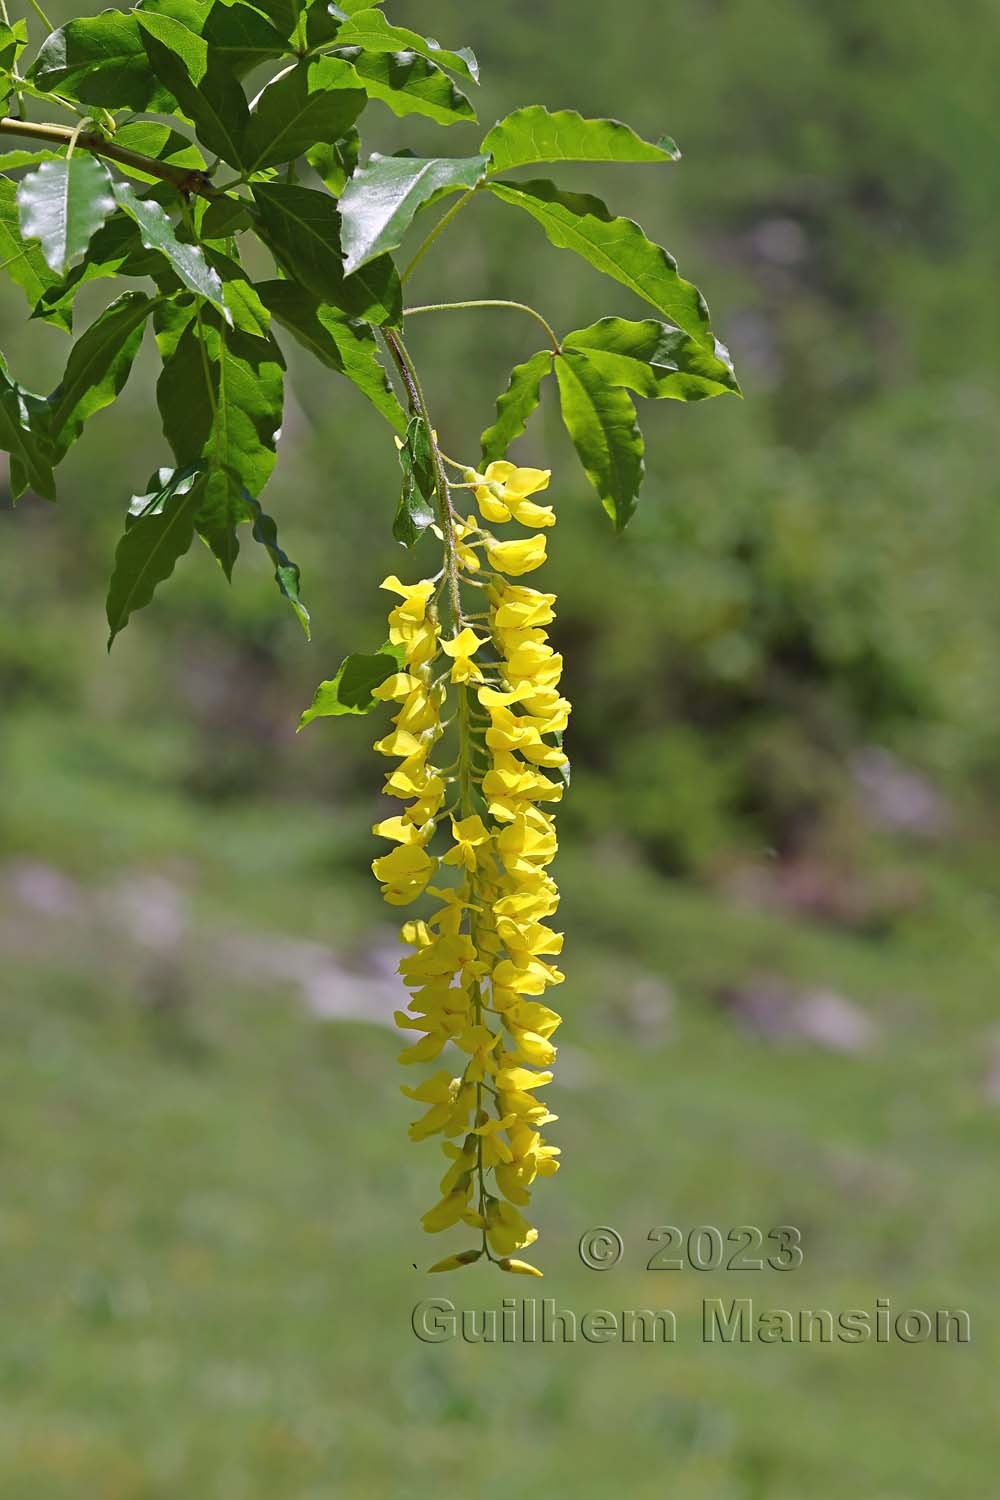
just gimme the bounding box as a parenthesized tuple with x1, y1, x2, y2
(0, 725, 995, 1497)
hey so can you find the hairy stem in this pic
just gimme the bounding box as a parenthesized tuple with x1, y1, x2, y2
(404, 297, 561, 355)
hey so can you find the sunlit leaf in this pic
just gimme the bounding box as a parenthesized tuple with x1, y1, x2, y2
(337, 46, 475, 125)
(555, 348, 644, 529)
(333, 9, 478, 84)
(16, 155, 116, 274)
(489, 178, 713, 346)
(31, 10, 174, 112)
(0, 177, 66, 326)
(242, 57, 364, 172)
(299, 642, 406, 726)
(252, 181, 401, 325)
(339, 152, 489, 274)
(563, 318, 741, 401)
(482, 106, 679, 172)
(112, 180, 228, 314)
(136, 11, 250, 169)
(481, 348, 553, 463)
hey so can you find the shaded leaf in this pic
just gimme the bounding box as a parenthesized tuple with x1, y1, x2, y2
(339, 151, 488, 274)
(242, 56, 364, 172)
(16, 155, 116, 274)
(307, 130, 359, 196)
(136, 11, 250, 169)
(202, 3, 288, 76)
(481, 348, 553, 463)
(30, 212, 159, 330)
(155, 300, 284, 575)
(563, 317, 740, 401)
(488, 179, 713, 346)
(31, 10, 174, 112)
(482, 106, 679, 172)
(555, 348, 644, 529)
(45, 289, 156, 460)
(244, 492, 310, 636)
(200, 195, 253, 240)
(394, 413, 435, 545)
(112, 180, 228, 314)
(334, 9, 478, 84)
(299, 641, 405, 726)
(252, 181, 401, 325)
(106, 467, 206, 645)
(0, 176, 66, 326)
(0, 358, 55, 501)
(257, 277, 406, 431)
(338, 46, 475, 126)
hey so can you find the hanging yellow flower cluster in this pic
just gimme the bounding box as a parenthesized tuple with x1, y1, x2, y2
(371, 460, 569, 1276)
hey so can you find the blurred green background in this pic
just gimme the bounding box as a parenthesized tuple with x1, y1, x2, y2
(1, 1, 998, 1495)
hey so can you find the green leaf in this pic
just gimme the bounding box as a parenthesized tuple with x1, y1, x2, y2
(200, 195, 253, 240)
(242, 57, 364, 172)
(202, 3, 288, 76)
(16, 155, 116, 274)
(0, 17, 27, 76)
(482, 106, 679, 172)
(111, 180, 228, 314)
(0, 358, 55, 501)
(307, 130, 359, 196)
(30, 212, 159, 330)
(333, 9, 478, 84)
(394, 413, 436, 545)
(299, 642, 405, 727)
(108, 121, 206, 186)
(252, 182, 401, 325)
(563, 318, 741, 401)
(481, 349, 553, 463)
(136, 11, 250, 169)
(0, 176, 65, 325)
(243, 493, 310, 636)
(257, 277, 406, 432)
(336, 46, 475, 125)
(0, 149, 63, 171)
(44, 290, 156, 461)
(555, 348, 644, 529)
(106, 467, 206, 645)
(155, 300, 284, 575)
(30, 10, 174, 112)
(488, 179, 713, 346)
(339, 151, 489, 274)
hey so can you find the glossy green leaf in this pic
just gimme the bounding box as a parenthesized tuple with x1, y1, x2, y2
(555, 348, 644, 529)
(30, 213, 160, 330)
(482, 106, 679, 173)
(106, 467, 206, 645)
(45, 290, 156, 460)
(257, 278, 406, 432)
(108, 121, 206, 187)
(244, 493, 310, 636)
(489, 179, 713, 346)
(252, 182, 401, 325)
(394, 414, 436, 545)
(299, 642, 405, 727)
(339, 152, 488, 275)
(0, 17, 27, 75)
(136, 11, 250, 169)
(0, 358, 55, 501)
(242, 57, 364, 172)
(307, 130, 359, 196)
(563, 318, 741, 401)
(336, 46, 475, 125)
(0, 149, 63, 171)
(16, 155, 116, 274)
(155, 301, 284, 575)
(0, 177, 66, 326)
(481, 348, 553, 463)
(30, 10, 174, 112)
(333, 9, 478, 84)
(112, 180, 228, 314)
(202, 3, 288, 76)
